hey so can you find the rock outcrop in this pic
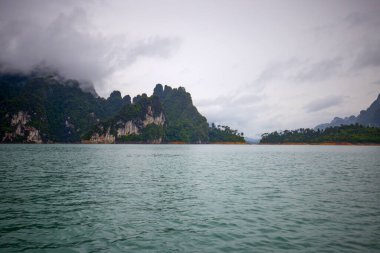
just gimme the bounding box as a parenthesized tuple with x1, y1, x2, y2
(27, 128, 42, 143)
(143, 106, 165, 127)
(2, 111, 42, 143)
(83, 102, 166, 144)
(83, 128, 115, 144)
(0, 72, 245, 144)
(11, 111, 30, 126)
(117, 121, 140, 136)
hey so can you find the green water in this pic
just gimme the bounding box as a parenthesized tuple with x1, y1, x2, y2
(0, 144, 379, 252)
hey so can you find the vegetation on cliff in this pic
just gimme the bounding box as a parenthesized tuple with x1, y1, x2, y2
(209, 123, 244, 143)
(0, 72, 130, 142)
(0, 72, 244, 143)
(153, 84, 209, 143)
(83, 94, 166, 143)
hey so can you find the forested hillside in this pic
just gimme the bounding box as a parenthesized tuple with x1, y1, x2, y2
(0, 72, 244, 143)
(261, 124, 380, 144)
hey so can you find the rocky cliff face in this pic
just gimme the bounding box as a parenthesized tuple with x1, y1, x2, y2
(0, 72, 130, 143)
(1, 111, 42, 143)
(357, 94, 380, 127)
(143, 106, 165, 127)
(114, 106, 165, 137)
(83, 100, 166, 144)
(117, 121, 139, 136)
(1, 72, 245, 144)
(82, 128, 115, 144)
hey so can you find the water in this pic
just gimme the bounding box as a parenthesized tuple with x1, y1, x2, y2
(0, 144, 379, 253)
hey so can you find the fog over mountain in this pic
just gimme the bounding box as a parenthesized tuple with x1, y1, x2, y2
(1, 0, 379, 137)
(315, 94, 380, 130)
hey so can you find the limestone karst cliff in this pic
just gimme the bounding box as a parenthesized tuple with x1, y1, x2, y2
(83, 95, 167, 144)
(2, 111, 42, 143)
(0, 72, 245, 144)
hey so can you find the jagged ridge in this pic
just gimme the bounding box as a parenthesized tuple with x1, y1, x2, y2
(315, 94, 380, 129)
(0, 73, 245, 144)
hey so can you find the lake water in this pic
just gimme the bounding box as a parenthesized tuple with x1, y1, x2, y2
(0, 144, 379, 252)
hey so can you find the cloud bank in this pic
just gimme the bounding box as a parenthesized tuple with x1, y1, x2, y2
(305, 96, 344, 113)
(0, 1, 180, 87)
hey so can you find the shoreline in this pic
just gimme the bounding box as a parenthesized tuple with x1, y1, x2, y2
(1, 142, 247, 145)
(2, 142, 379, 146)
(259, 142, 380, 146)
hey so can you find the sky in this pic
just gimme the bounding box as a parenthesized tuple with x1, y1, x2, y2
(0, 0, 379, 137)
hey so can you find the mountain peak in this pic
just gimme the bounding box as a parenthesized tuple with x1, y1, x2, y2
(0, 75, 244, 143)
(315, 93, 380, 129)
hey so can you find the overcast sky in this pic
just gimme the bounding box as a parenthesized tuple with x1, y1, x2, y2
(1, 0, 379, 137)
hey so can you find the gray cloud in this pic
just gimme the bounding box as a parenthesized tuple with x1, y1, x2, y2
(341, 9, 380, 71)
(304, 96, 344, 113)
(196, 88, 271, 137)
(344, 10, 380, 28)
(295, 58, 343, 82)
(120, 37, 181, 66)
(255, 58, 300, 85)
(0, 2, 180, 87)
(310, 7, 380, 74)
(255, 57, 343, 85)
(351, 41, 380, 71)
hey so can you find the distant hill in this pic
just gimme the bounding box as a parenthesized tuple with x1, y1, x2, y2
(261, 124, 380, 144)
(0, 71, 244, 144)
(261, 94, 380, 144)
(315, 94, 380, 130)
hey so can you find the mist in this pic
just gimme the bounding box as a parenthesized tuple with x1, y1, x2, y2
(1, 0, 379, 137)
(0, 1, 180, 91)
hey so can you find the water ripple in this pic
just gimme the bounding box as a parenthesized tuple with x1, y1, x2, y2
(0, 144, 380, 252)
